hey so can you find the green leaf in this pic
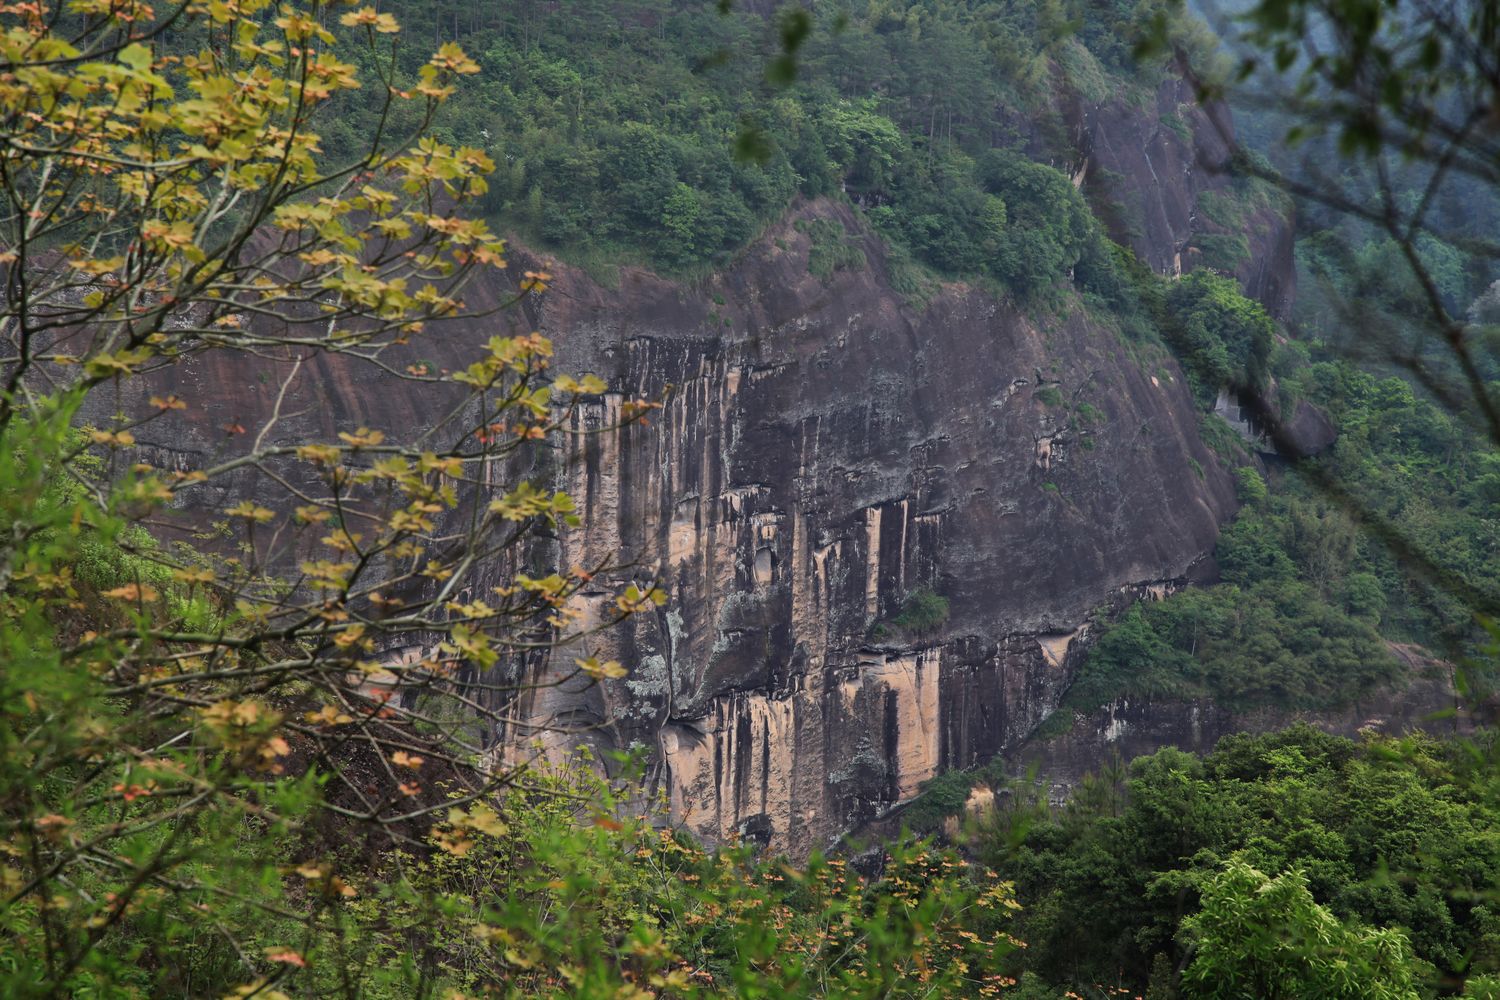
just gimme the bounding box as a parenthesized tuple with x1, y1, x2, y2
(118, 42, 152, 72)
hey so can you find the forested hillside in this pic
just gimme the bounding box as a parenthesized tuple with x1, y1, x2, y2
(332, 0, 1188, 291)
(991, 726, 1500, 998)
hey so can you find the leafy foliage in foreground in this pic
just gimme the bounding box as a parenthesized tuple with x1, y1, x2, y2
(358, 755, 1024, 999)
(3, 733, 1025, 997)
(1181, 860, 1422, 1000)
(0, 1, 657, 994)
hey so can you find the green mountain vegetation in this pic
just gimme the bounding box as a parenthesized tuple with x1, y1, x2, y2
(330, 0, 1199, 296)
(987, 726, 1500, 998)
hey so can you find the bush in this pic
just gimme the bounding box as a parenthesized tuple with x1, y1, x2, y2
(1235, 467, 1268, 505)
(1074, 401, 1106, 426)
(890, 587, 951, 635)
(1165, 272, 1276, 404)
(978, 149, 1100, 299)
(797, 217, 867, 280)
(903, 769, 978, 832)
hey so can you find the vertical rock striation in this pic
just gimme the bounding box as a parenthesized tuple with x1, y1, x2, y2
(486, 197, 1242, 855)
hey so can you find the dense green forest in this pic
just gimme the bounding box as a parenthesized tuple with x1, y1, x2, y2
(990, 726, 1500, 998)
(5, 0, 1500, 997)
(327, 0, 1191, 295)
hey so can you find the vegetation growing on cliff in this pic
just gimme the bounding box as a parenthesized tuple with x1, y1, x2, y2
(897, 587, 951, 629)
(1163, 272, 1276, 404)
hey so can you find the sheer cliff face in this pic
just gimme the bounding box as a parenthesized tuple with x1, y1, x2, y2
(113, 77, 1289, 856)
(496, 197, 1239, 856)
(496, 80, 1294, 855)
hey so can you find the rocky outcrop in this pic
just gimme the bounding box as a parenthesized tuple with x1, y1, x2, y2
(1060, 75, 1297, 320)
(1282, 399, 1338, 457)
(1214, 384, 1339, 460)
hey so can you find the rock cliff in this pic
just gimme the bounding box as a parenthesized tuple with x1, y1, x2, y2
(111, 76, 1298, 856)
(479, 75, 1304, 854)
(484, 193, 1247, 856)
(1060, 74, 1297, 319)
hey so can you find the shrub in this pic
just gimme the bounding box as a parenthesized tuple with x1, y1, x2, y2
(890, 587, 952, 635)
(1074, 402, 1106, 426)
(1165, 272, 1277, 404)
(797, 217, 867, 280)
(1235, 467, 1269, 505)
(903, 769, 978, 832)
